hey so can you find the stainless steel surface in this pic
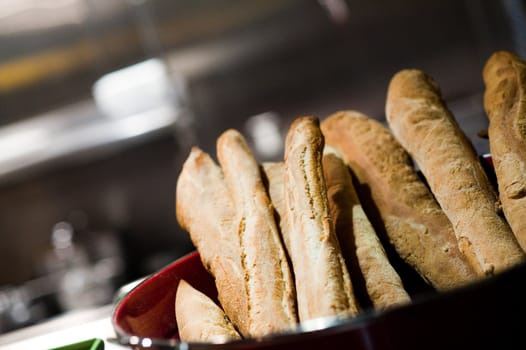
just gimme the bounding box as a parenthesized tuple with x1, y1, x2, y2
(0, 0, 306, 123)
(108, 316, 375, 350)
(0, 58, 187, 184)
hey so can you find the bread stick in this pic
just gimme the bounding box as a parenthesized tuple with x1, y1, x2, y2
(321, 111, 478, 290)
(261, 161, 291, 252)
(283, 116, 359, 322)
(175, 147, 251, 336)
(175, 279, 242, 343)
(386, 69, 525, 275)
(216, 129, 297, 337)
(264, 145, 411, 310)
(483, 51, 526, 252)
(322, 147, 411, 310)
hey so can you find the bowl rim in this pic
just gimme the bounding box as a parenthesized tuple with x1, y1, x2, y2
(110, 250, 388, 348)
(110, 246, 526, 349)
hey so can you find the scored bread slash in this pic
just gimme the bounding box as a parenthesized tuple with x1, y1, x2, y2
(321, 111, 478, 290)
(216, 129, 298, 337)
(176, 279, 242, 343)
(283, 116, 360, 322)
(322, 147, 411, 310)
(175, 147, 251, 337)
(483, 51, 526, 253)
(386, 69, 526, 276)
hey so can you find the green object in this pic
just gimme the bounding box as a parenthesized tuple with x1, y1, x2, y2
(49, 338, 104, 350)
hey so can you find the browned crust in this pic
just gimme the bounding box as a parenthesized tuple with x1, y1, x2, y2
(283, 116, 359, 322)
(176, 279, 242, 343)
(483, 51, 526, 252)
(216, 129, 297, 337)
(386, 69, 525, 275)
(321, 111, 478, 290)
(261, 162, 291, 252)
(322, 148, 411, 310)
(175, 147, 250, 336)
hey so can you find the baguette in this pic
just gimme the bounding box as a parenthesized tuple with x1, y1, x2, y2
(283, 116, 359, 322)
(483, 51, 526, 252)
(322, 147, 411, 310)
(261, 161, 291, 252)
(216, 129, 298, 337)
(175, 147, 251, 335)
(264, 160, 376, 308)
(175, 279, 242, 343)
(264, 150, 411, 310)
(386, 69, 525, 275)
(321, 111, 478, 290)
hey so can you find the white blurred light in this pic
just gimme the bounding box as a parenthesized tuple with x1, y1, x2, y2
(0, 0, 88, 33)
(0, 127, 48, 164)
(141, 338, 153, 347)
(318, 0, 350, 24)
(93, 58, 177, 120)
(245, 112, 283, 160)
(51, 222, 74, 249)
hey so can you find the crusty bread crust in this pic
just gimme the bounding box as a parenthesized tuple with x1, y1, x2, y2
(176, 279, 242, 343)
(322, 148, 411, 310)
(261, 162, 291, 253)
(175, 147, 250, 336)
(483, 51, 526, 253)
(283, 116, 359, 322)
(386, 69, 525, 276)
(216, 129, 298, 337)
(321, 111, 478, 290)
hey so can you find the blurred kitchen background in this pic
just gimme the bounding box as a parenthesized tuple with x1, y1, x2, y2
(0, 0, 524, 333)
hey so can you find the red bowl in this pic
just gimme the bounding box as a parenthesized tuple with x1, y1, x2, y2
(112, 155, 526, 349)
(112, 249, 526, 350)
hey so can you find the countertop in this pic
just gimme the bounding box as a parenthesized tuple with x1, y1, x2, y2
(0, 305, 127, 350)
